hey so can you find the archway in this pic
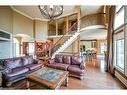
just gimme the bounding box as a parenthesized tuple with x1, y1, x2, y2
(13, 34, 35, 57)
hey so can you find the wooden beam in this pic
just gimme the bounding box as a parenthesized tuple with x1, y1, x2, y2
(80, 39, 97, 41)
(78, 35, 80, 54)
(56, 21, 58, 36)
(75, 6, 81, 30)
(33, 20, 36, 39)
(66, 16, 69, 34)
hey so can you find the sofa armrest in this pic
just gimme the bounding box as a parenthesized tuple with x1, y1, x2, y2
(48, 59, 55, 64)
(2, 68, 12, 75)
(33, 59, 38, 64)
(33, 59, 42, 64)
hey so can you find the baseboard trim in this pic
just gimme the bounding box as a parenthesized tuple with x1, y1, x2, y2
(115, 71, 127, 87)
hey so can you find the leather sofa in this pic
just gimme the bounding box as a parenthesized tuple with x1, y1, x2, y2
(47, 54, 85, 79)
(1, 55, 43, 87)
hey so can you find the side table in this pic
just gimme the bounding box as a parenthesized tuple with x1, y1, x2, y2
(0, 69, 6, 88)
(37, 57, 51, 66)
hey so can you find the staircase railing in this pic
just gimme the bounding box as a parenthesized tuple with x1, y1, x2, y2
(50, 21, 78, 56)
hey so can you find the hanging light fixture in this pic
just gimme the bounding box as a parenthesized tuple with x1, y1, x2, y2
(38, 5, 63, 20)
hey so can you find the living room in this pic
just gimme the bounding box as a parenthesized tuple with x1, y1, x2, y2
(0, 1, 127, 92)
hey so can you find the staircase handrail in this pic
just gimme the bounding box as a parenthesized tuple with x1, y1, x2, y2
(50, 21, 78, 56)
(51, 22, 78, 49)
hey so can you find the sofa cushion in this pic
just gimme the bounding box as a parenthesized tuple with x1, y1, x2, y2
(23, 56, 33, 65)
(55, 55, 63, 63)
(48, 63, 69, 71)
(68, 65, 84, 75)
(5, 59, 22, 69)
(25, 63, 43, 70)
(6, 67, 29, 79)
(63, 55, 71, 64)
(71, 56, 83, 65)
(5, 73, 27, 82)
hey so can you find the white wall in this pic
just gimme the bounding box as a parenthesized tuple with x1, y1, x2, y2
(80, 41, 92, 49)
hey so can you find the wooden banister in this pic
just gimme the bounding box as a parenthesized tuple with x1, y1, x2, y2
(51, 22, 78, 49)
(50, 21, 78, 56)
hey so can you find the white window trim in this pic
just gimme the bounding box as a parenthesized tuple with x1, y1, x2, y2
(114, 6, 125, 30)
(115, 38, 125, 71)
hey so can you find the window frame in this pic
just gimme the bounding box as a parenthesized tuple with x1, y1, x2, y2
(28, 42, 35, 55)
(114, 5, 125, 30)
(13, 38, 20, 57)
(116, 6, 124, 14)
(115, 38, 125, 71)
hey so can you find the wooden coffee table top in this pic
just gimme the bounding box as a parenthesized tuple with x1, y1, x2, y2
(26, 67, 68, 89)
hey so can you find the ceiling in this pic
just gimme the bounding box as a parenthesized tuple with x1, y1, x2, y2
(81, 5, 101, 17)
(11, 6, 76, 21)
(11, 5, 101, 21)
(80, 28, 107, 40)
(11, 5, 105, 40)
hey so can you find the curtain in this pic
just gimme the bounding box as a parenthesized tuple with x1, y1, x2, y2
(106, 6, 116, 75)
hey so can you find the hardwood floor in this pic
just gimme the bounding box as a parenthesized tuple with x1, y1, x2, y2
(62, 56, 126, 89)
(10, 56, 126, 89)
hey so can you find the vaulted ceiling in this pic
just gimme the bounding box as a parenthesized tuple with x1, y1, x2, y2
(11, 5, 102, 21)
(80, 28, 107, 40)
(81, 6, 101, 17)
(11, 5, 106, 40)
(11, 6, 76, 21)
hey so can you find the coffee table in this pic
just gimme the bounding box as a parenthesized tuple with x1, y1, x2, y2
(26, 67, 69, 89)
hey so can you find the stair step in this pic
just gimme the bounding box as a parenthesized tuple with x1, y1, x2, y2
(52, 32, 80, 58)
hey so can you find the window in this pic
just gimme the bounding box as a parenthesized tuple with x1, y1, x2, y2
(100, 43, 107, 54)
(28, 42, 35, 55)
(13, 38, 20, 57)
(114, 6, 124, 29)
(116, 39, 124, 70)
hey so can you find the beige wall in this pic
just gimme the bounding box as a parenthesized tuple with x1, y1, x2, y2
(0, 6, 49, 58)
(35, 20, 48, 41)
(80, 41, 92, 49)
(0, 6, 34, 37)
(48, 23, 56, 36)
(81, 14, 105, 28)
(97, 39, 107, 54)
(72, 39, 79, 53)
(13, 11, 34, 38)
(63, 44, 73, 52)
(81, 14, 98, 28)
(52, 37, 79, 53)
(63, 39, 78, 53)
(0, 6, 13, 33)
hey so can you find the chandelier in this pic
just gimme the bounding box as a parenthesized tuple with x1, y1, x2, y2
(38, 5, 63, 20)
